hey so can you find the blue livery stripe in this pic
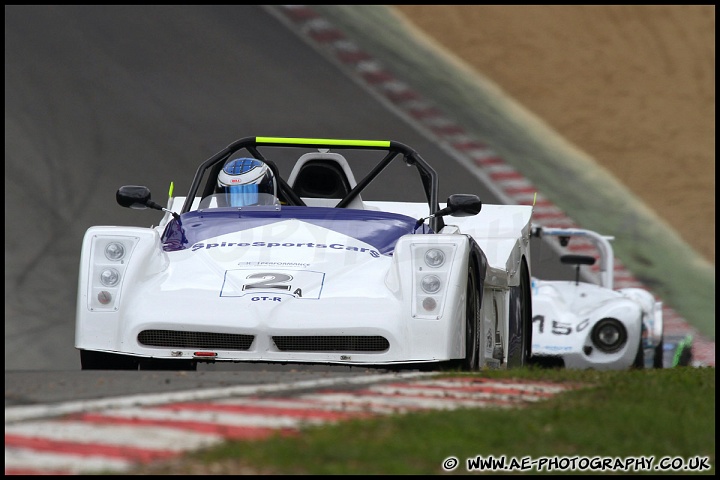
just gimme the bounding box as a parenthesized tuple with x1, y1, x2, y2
(162, 206, 430, 254)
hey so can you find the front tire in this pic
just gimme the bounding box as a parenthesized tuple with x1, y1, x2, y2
(139, 358, 198, 371)
(461, 262, 481, 371)
(80, 350, 139, 370)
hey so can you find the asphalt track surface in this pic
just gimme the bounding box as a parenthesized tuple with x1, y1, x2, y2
(3, 5, 713, 475)
(4, 5, 552, 373)
(5, 6, 716, 376)
(1, 5, 475, 371)
(5, 5, 713, 372)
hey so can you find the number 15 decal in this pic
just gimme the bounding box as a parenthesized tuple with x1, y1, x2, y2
(221, 269, 325, 299)
(533, 315, 590, 335)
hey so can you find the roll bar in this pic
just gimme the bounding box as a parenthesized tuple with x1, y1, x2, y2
(532, 226, 616, 289)
(179, 136, 443, 232)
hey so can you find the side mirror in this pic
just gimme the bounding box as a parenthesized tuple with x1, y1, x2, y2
(116, 185, 181, 220)
(415, 194, 482, 228)
(446, 194, 482, 217)
(117, 185, 153, 210)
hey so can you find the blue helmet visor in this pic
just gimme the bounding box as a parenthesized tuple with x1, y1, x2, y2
(226, 184, 259, 207)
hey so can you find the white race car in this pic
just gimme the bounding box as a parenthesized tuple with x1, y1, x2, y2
(529, 226, 666, 370)
(75, 137, 534, 371)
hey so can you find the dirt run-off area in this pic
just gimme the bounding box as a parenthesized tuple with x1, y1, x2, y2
(394, 5, 715, 265)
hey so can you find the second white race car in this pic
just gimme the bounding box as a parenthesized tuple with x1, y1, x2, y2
(529, 226, 671, 370)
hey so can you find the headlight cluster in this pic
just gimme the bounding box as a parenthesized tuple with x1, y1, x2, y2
(412, 245, 456, 319)
(99, 267, 120, 287)
(104, 242, 125, 261)
(420, 274, 441, 293)
(590, 317, 627, 353)
(88, 237, 137, 310)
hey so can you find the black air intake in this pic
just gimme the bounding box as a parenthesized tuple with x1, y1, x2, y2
(138, 330, 254, 350)
(272, 335, 389, 352)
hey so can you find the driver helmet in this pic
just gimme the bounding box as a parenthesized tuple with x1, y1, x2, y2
(217, 157, 277, 207)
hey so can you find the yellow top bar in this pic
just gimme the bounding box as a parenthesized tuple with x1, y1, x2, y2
(256, 137, 391, 148)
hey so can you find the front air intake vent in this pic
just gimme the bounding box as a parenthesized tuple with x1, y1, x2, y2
(272, 335, 389, 352)
(138, 330, 254, 350)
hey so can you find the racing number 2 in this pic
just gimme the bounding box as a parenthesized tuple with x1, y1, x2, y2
(242, 272, 302, 297)
(533, 315, 590, 335)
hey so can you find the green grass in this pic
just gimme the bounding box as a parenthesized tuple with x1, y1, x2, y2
(126, 366, 715, 475)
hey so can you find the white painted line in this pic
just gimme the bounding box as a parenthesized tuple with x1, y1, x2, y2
(5, 371, 435, 423)
(408, 379, 572, 393)
(4, 447, 133, 474)
(90, 406, 323, 429)
(5, 420, 222, 450)
(369, 385, 552, 403)
(212, 397, 379, 413)
(297, 392, 506, 411)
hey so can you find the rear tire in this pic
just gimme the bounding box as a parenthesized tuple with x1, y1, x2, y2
(520, 259, 533, 366)
(631, 336, 645, 369)
(507, 258, 532, 368)
(80, 350, 139, 370)
(653, 338, 664, 368)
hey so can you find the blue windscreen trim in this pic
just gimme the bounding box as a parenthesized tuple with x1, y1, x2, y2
(162, 206, 431, 254)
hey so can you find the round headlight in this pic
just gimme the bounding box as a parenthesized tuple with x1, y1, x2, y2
(105, 242, 125, 261)
(424, 249, 445, 268)
(422, 297, 437, 312)
(591, 318, 627, 353)
(420, 274, 441, 294)
(100, 268, 120, 287)
(97, 291, 112, 305)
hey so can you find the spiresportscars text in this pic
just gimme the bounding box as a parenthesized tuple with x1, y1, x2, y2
(441, 455, 711, 473)
(191, 241, 380, 257)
